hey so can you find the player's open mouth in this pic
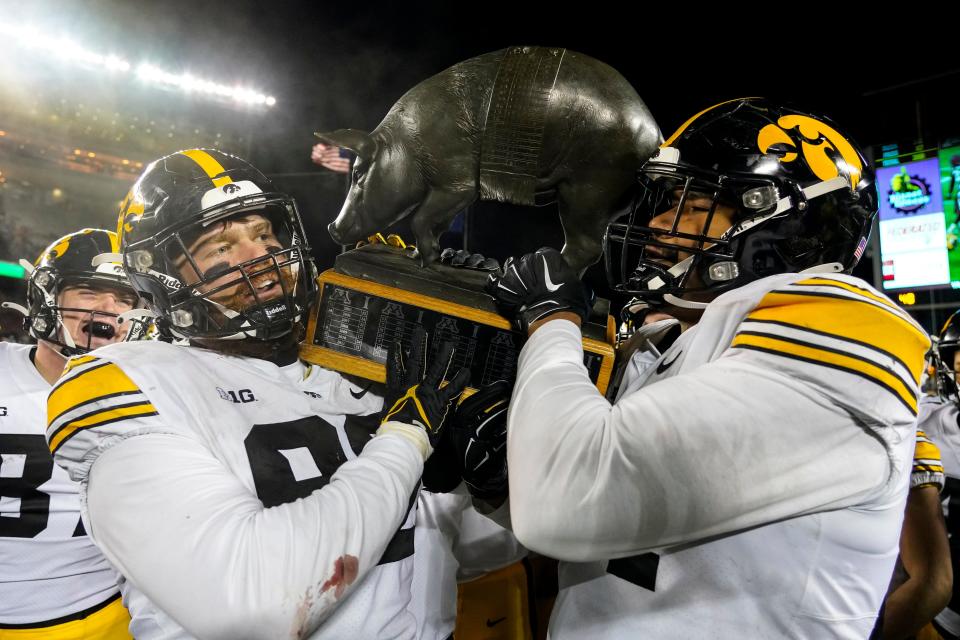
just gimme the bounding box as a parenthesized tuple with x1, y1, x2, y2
(645, 245, 679, 265)
(247, 278, 282, 302)
(81, 321, 117, 341)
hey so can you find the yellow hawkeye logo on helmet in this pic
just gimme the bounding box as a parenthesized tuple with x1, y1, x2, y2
(36, 229, 102, 266)
(117, 188, 147, 238)
(40, 237, 72, 266)
(757, 115, 863, 189)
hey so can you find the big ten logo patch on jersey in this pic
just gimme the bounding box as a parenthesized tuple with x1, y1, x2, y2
(217, 387, 257, 404)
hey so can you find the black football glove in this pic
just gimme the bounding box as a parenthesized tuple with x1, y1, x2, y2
(450, 380, 511, 501)
(420, 426, 463, 493)
(380, 325, 470, 446)
(485, 247, 592, 332)
(440, 248, 500, 271)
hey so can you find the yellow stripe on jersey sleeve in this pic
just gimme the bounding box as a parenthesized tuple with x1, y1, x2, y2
(48, 362, 141, 424)
(913, 461, 945, 475)
(48, 401, 158, 454)
(730, 332, 919, 415)
(914, 431, 943, 473)
(745, 291, 929, 386)
(791, 277, 902, 312)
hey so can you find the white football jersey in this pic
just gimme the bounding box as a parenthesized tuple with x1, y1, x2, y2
(918, 396, 960, 636)
(507, 273, 929, 639)
(47, 340, 424, 640)
(412, 489, 526, 639)
(920, 396, 960, 481)
(0, 342, 125, 627)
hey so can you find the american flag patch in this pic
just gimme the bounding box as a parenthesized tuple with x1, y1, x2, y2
(853, 236, 868, 261)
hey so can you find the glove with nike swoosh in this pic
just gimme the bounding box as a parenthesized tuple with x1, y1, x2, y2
(485, 247, 592, 333)
(380, 325, 471, 449)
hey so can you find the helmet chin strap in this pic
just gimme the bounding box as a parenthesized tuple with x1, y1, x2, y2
(647, 176, 852, 310)
(0, 301, 28, 315)
(646, 256, 696, 291)
(118, 308, 158, 343)
(207, 290, 302, 341)
(645, 257, 712, 309)
(46, 341, 72, 360)
(204, 300, 250, 340)
(798, 262, 844, 274)
(3, 300, 82, 356)
(772, 176, 851, 215)
(663, 294, 710, 310)
(58, 314, 78, 350)
(663, 262, 846, 310)
(27, 266, 77, 350)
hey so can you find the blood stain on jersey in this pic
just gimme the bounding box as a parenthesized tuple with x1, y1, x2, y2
(321, 554, 359, 599)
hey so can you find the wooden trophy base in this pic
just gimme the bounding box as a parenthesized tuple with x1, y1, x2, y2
(300, 244, 615, 394)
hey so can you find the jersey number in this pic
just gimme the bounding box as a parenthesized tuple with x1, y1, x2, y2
(244, 417, 349, 508)
(0, 434, 53, 538)
(244, 416, 414, 565)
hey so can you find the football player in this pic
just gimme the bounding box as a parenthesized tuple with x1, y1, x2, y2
(0, 229, 136, 637)
(414, 380, 529, 640)
(487, 98, 930, 637)
(45, 149, 468, 639)
(413, 489, 530, 640)
(874, 425, 950, 639)
(918, 312, 960, 640)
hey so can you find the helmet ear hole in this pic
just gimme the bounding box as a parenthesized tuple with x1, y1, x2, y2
(775, 213, 820, 265)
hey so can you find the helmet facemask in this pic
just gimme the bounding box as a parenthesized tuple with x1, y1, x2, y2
(606, 157, 862, 308)
(605, 166, 773, 306)
(14, 264, 146, 357)
(605, 99, 876, 308)
(935, 315, 960, 405)
(125, 195, 316, 342)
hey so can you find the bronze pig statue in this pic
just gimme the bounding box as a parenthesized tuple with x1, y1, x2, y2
(316, 46, 661, 272)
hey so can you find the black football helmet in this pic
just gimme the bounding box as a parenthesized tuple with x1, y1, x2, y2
(1, 229, 143, 355)
(934, 310, 960, 402)
(605, 98, 878, 307)
(116, 148, 317, 341)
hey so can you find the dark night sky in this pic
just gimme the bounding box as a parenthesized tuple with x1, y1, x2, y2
(3, 0, 960, 326)
(10, 0, 960, 163)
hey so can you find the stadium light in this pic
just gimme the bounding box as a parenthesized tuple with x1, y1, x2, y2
(0, 22, 276, 108)
(135, 63, 275, 106)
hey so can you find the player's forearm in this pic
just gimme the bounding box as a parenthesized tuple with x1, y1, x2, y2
(86, 431, 424, 638)
(883, 486, 953, 639)
(881, 577, 952, 639)
(507, 321, 893, 561)
(508, 319, 626, 559)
